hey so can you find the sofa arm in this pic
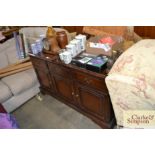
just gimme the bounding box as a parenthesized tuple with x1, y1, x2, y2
(105, 39, 155, 127)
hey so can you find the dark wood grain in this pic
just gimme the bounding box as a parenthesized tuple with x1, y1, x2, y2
(29, 53, 116, 128)
(134, 26, 155, 39)
(62, 26, 84, 34)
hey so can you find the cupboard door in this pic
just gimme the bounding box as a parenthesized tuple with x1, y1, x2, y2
(53, 75, 74, 103)
(35, 68, 55, 91)
(75, 84, 109, 120)
(30, 56, 55, 92)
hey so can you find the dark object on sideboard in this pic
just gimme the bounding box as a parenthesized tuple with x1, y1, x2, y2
(56, 31, 68, 49)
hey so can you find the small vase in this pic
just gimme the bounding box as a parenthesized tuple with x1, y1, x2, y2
(56, 31, 68, 49)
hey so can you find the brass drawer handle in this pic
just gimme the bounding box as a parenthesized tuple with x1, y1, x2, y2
(72, 92, 74, 96)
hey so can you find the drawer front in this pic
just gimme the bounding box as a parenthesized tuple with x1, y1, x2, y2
(31, 57, 48, 71)
(48, 63, 71, 78)
(73, 71, 108, 93)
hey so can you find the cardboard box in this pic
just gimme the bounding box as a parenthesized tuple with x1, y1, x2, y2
(86, 35, 124, 57)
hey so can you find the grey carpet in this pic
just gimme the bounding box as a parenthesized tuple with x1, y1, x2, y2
(12, 94, 101, 129)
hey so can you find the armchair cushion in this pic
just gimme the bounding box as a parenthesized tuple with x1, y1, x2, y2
(105, 39, 155, 127)
(0, 52, 9, 69)
(1, 68, 38, 96)
(0, 81, 12, 103)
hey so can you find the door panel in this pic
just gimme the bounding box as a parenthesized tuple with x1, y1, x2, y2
(35, 69, 51, 89)
(31, 56, 54, 91)
(53, 75, 74, 103)
(76, 84, 107, 120)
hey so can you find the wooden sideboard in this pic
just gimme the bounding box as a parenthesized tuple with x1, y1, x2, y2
(29, 53, 116, 128)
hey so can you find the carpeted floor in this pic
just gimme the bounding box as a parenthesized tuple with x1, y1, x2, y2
(12, 94, 101, 129)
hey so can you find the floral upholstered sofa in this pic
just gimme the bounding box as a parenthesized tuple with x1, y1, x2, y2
(105, 39, 155, 127)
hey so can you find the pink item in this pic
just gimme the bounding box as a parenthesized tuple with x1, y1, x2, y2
(0, 113, 19, 129)
(99, 37, 115, 45)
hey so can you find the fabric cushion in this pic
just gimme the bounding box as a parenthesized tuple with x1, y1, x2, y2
(24, 68, 38, 84)
(1, 68, 38, 96)
(4, 38, 19, 64)
(0, 52, 9, 69)
(105, 39, 155, 127)
(0, 81, 12, 103)
(0, 38, 15, 52)
(0, 37, 18, 66)
(5, 45, 18, 64)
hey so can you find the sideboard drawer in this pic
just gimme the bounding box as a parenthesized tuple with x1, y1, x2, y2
(73, 71, 108, 93)
(48, 63, 71, 78)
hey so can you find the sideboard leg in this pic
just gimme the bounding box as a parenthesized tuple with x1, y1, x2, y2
(36, 93, 43, 101)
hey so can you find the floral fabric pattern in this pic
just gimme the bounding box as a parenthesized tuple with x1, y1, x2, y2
(105, 39, 155, 127)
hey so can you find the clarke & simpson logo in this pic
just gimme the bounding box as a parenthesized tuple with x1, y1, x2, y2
(123, 110, 155, 128)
